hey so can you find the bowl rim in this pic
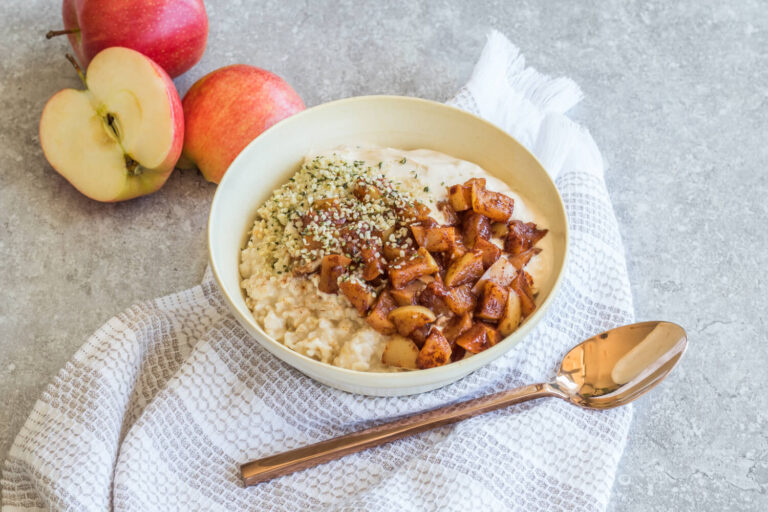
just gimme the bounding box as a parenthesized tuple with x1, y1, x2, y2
(207, 94, 569, 386)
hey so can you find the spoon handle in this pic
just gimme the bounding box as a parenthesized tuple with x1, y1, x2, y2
(241, 382, 560, 486)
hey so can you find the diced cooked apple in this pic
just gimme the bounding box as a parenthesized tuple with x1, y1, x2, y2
(444, 283, 476, 315)
(382, 242, 406, 261)
(300, 233, 323, 253)
(443, 312, 473, 343)
(464, 177, 486, 189)
(417, 216, 440, 229)
(301, 201, 346, 230)
(437, 200, 460, 226)
(313, 197, 341, 210)
(360, 247, 385, 281)
(462, 212, 492, 247)
(451, 344, 467, 362)
(353, 181, 381, 201)
(511, 269, 537, 317)
(388, 247, 439, 288)
(484, 323, 501, 345)
(508, 247, 542, 270)
(381, 335, 420, 369)
(455, 323, 501, 353)
(505, 220, 548, 255)
(388, 305, 436, 337)
(409, 324, 432, 348)
(470, 182, 515, 222)
(448, 184, 472, 211)
(454, 323, 486, 353)
(445, 237, 468, 262)
(472, 256, 517, 294)
(416, 329, 452, 369)
(410, 225, 457, 252)
(390, 280, 425, 306)
(366, 290, 397, 334)
(475, 281, 509, 321)
(444, 250, 484, 287)
(417, 282, 452, 316)
(473, 237, 501, 268)
(397, 201, 433, 223)
(418, 273, 440, 285)
(491, 222, 509, 238)
(497, 290, 522, 336)
(338, 278, 376, 315)
(318, 254, 352, 293)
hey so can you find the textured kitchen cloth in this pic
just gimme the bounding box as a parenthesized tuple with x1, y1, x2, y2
(2, 30, 634, 512)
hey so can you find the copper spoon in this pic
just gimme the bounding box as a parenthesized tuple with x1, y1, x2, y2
(241, 320, 687, 486)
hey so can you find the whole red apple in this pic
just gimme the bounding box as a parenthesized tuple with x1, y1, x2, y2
(181, 65, 305, 183)
(48, 0, 208, 78)
(39, 48, 184, 202)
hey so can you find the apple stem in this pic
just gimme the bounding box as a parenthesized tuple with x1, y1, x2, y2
(65, 53, 87, 86)
(46, 28, 80, 39)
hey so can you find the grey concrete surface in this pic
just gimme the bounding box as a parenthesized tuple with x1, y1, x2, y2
(1, 0, 766, 510)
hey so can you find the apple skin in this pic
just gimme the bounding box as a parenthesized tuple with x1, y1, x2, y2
(181, 65, 305, 183)
(62, 0, 208, 78)
(39, 47, 184, 202)
(143, 56, 185, 174)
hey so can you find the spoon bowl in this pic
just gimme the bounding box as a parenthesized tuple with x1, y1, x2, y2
(555, 321, 687, 409)
(241, 321, 688, 486)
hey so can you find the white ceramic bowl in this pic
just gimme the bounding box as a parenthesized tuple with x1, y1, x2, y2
(208, 95, 568, 396)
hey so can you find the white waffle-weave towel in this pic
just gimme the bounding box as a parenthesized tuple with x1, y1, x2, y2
(2, 30, 634, 511)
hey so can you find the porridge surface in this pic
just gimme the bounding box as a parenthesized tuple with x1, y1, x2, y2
(240, 145, 551, 372)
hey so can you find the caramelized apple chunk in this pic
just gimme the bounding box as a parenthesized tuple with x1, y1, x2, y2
(353, 181, 381, 201)
(417, 282, 453, 316)
(511, 269, 537, 317)
(437, 200, 460, 226)
(472, 256, 517, 294)
(507, 247, 542, 270)
(360, 247, 385, 281)
(473, 237, 501, 268)
(497, 290, 522, 336)
(462, 212, 492, 247)
(443, 312, 473, 344)
(491, 222, 509, 238)
(455, 323, 501, 354)
(416, 328, 452, 369)
(410, 225, 458, 252)
(388, 305, 436, 337)
(409, 324, 432, 348)
(338, 278, 376, 315)
(444, 283, 476, 315)
(448, 184, 472, 211)
(390, 280, 426, 306)
(470, 182, 515, 222)
(318, 254, 352, 293)
(505, 220, 548, 255)
(388, 247, 439, 288)
(445, 237, 468, 261)
(366, 290, 397, 334)
(475, 281, 509, 322)
(444, 250, 484, 287)
(381, 336, 420, 369)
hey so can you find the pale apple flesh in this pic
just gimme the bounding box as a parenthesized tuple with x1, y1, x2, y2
(39, 47, 183, 202)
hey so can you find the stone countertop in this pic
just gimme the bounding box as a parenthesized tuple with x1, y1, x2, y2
(1, 1, 766, 510)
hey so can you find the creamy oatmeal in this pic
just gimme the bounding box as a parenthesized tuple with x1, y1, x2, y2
(240, 146, 550, 372)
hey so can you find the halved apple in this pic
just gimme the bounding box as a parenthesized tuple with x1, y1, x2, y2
(39, 47, 184, 202)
